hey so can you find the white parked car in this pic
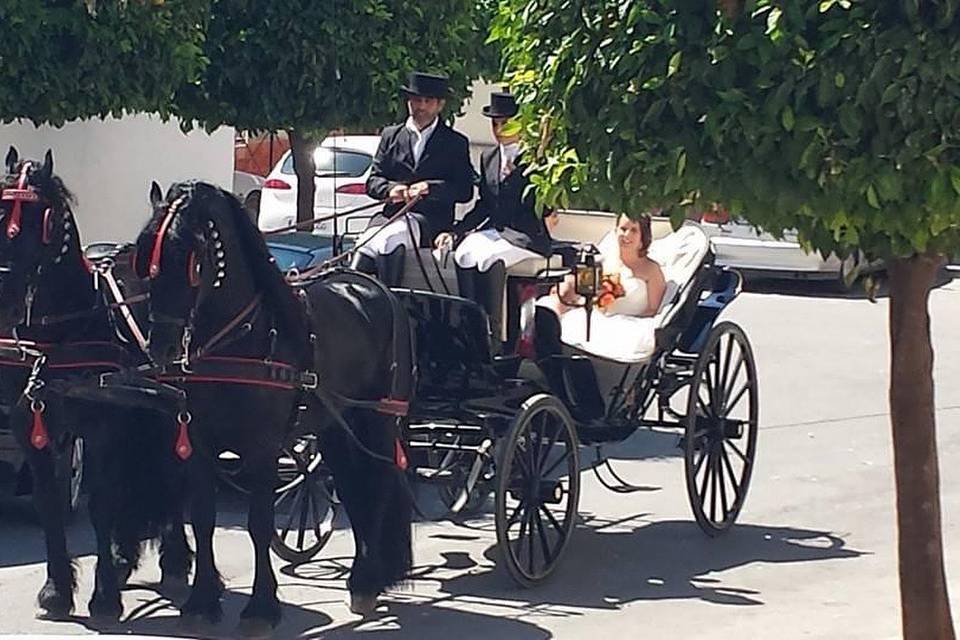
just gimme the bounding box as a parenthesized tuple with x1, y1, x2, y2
(232, 170, 264, 222)
(695, 210, 873, 285)
(257, 135, 381, 236)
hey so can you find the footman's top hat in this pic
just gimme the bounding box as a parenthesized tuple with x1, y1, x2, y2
(402, 72, 451, 98)
(482, 91, 519, 118)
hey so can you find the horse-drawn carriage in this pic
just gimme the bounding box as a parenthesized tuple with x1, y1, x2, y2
(272, 209, 759, 586)
(1, 152, 757, 629)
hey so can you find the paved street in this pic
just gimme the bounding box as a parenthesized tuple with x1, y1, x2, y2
(1, 273, 959, 639)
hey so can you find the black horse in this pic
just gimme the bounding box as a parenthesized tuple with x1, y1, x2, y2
(0, 147, 192, 620)
(134, 180, 413, 634)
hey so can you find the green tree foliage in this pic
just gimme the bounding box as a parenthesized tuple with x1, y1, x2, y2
(177, 0, 496, 222)
(0, 0, 209, 125)
(495, 2, 959, 637)
(494, 0, 960, 262)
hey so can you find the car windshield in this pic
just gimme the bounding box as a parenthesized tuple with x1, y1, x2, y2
(281, 148, 372, 178)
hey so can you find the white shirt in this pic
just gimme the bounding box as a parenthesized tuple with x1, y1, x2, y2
(405, 116, 438, 164)
(499, 142, 520, 181)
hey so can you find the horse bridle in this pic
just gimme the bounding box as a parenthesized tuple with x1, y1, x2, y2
(144, 195, 259, 369)
(0, 164, 78, 327)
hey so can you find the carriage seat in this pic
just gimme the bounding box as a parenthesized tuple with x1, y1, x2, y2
(542, 223, 711, 364)
(504, 253, 565, 278)
(83, 242, 134, 266)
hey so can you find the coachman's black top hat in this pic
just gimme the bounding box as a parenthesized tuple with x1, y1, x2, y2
(401, 72, 451, 98)
(482, 91, 519, 118)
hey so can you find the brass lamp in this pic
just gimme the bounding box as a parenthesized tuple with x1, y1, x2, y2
(574, 247, 603, 340)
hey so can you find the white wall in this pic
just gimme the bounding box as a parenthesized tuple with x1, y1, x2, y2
(456, 80, 500, 166)
(1, 114, 234, 244)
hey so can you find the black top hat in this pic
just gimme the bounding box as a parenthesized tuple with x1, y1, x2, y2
(401, 71, 451, 98)
(482, 91, 519, 118)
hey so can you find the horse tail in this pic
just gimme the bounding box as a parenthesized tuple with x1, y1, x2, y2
(104, 407, 184, 566)
(381, 423, 413, 587)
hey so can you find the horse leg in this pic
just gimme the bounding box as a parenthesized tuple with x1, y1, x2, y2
(237, 454, 282, 637)
(159, 502, 193, 601)
(180, 460, 223, 625)
(26, 445, 76, 619)
(86, 456, 124, 622)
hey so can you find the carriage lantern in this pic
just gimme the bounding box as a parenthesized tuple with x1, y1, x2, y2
(574, 246, 603, 340)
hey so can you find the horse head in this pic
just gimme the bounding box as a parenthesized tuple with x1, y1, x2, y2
(135, 181, 239, 367)
(0, 146, 77, 332)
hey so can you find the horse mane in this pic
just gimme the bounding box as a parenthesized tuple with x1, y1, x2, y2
(173, 182, 311, 352)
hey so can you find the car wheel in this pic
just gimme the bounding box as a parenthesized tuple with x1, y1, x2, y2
(244, 190, 261, 225)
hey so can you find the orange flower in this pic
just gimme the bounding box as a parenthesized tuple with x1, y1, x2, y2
(595, 272, 626, 309)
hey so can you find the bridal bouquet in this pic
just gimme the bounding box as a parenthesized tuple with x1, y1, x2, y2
(595, 272, 626, 310)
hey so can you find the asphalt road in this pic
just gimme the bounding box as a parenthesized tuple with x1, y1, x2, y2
(1, 273, 958, 639)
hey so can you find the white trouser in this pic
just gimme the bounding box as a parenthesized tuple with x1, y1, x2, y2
(356, 215, 422, 258)
(454, 229, 540, 272)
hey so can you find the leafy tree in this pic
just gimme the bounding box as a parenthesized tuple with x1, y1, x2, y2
(0, 0, 209, 125)
(494, 1, 959, 637)
(178, 0, 498, 223)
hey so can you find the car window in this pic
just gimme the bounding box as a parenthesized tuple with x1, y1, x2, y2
(280, 149, 372, 178)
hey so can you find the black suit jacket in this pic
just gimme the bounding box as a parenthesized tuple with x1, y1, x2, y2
(453, 148, 551, 256)
(365, 121, 474, 243)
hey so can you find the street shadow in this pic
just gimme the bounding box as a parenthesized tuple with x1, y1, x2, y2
(420, 518, 864, 611)
(71, 584, 335, 640)
(311, 600, 552, 640)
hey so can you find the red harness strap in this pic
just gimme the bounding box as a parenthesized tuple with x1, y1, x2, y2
(2, 163, 35, 240)
(148, 196, 185, 278)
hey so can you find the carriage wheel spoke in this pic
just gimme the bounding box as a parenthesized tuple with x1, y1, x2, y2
(720, 442, 742, 503)
(719, 335, 735, 399)
(709, 448, 718, 523)
(527, 507, 537, 575)
(542, 447, 572, 479)
(537, 417, 561, 474)
(698, 446, 712, 505)
(534, 507, 553, 567)
(513, 442, 533, 479)
(697, 387, 713, 418)
(716, 449, 729, 520)
(540, 504, 565, 537)
(725, 381, 750, 416)
(507, 498, 525, 528)
(727, 440, 749, 463)
(722, 352, 746, 404)
(692, 445, 709, 476)
(296, 484, 312, 550)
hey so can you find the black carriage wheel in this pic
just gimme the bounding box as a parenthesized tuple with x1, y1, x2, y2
(270, 436, 339, 564)
(684, 321, 758, 536)
(495, 394, 580, 587)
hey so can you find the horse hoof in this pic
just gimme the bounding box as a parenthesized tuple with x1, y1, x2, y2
(88, 597, 123, 623)
(236, 617, 276, 640)
(159, 575, 190, 603)
(38, 595, 73, 620)
(349, 593, 380, 617)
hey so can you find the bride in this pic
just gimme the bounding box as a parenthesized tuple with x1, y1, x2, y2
(539, 213, 666, 360)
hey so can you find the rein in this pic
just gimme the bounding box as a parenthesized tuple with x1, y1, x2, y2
(262, 200, 382, 235)
(286, 195, 423, 283)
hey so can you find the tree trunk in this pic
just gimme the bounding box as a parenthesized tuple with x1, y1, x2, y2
(288, 129, 316, 225)
(887, 253, 955, 640)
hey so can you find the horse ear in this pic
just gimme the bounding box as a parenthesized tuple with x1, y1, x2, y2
(150, 181, 164, 208)
(5, 146, 18, 173)
(38, 149, 54, 179)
